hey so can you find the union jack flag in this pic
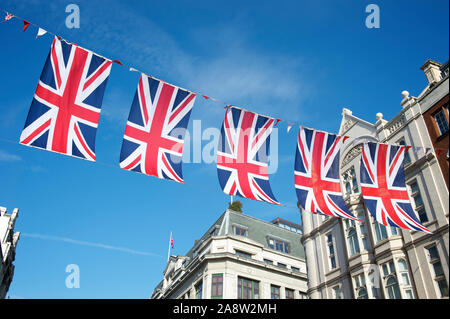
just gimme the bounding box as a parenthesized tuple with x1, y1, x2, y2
(360, 142, 431, 233)
(119, 74, 196, 183)
(217, 107, 280, 205)
(294, 127, 360, 220)
(20, 37, 112, 161)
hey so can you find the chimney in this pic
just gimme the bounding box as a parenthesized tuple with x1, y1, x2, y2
(420, 59, 443, 85)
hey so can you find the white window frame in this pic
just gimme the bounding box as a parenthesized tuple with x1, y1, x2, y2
(434, 109, 449, 135)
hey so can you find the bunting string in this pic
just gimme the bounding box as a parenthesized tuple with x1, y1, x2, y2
(1, 8, 448, 156)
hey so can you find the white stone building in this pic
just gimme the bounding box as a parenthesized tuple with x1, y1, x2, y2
(0, 206, 20, 299)
(151, 209, 308, 299)
(301, 59, 449, 299)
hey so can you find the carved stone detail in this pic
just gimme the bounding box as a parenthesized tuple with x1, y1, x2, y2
(341, 144, 362, 168)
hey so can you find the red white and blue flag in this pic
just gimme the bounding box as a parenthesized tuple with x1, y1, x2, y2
(20, 37, 112, 161)
(217, 107, 280, 205)
(294, 127, 360, 220)
(119, 74, 196, 183)
(360, 142, 431, 233)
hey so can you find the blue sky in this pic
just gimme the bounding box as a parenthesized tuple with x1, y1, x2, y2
(0, 0, 448, 298)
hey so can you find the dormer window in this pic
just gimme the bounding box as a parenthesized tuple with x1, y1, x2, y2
(267, 237, 290, 254)
(232, 224, 248, 237)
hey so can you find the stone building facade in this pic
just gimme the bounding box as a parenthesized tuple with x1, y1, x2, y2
(301, 59, 449, 299)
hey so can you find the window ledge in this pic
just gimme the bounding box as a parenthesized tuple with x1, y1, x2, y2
(436, 131, 449, 142)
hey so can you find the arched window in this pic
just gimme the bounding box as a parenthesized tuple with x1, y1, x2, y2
(386, 276, 402, 299)
(348, 228, 360, 256)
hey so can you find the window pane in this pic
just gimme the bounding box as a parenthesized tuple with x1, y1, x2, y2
(386, 277, 402, 299)
(418, 208, 428, 223)
(211, 274, 223, 298)
(381, 225, 388, 239)
(357, 288, 368, 299)
(348, 229, 360, 256)
(271, 286, 280, 299)
(327, 234, 333, 243)
(438, 279, 449, 297)
(410, 181, 419, 193)
(433, 261, 444, 277)
(352, 178, 359, 193)
(391, 226, 398, 235)
(414, 194, 424, 207)
(382, 264, 389, 276)
(401, 273, 410, 286)
(434, 110, 449, 134)
(389, 261, 395, 274)
(398, 259, 407, 271)
(286, 288, 294, 299)
(195, 282, 203, 299)
(331, 256, 336, 269)
(404, 289, 413, 299)
(285, 243, 290, 253)
(428, 246, 439, 260)
(238, 279, 242, 299)
(346, 182, 351, 194)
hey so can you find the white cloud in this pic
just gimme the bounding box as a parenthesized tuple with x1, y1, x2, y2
(21, 233, 163, 257)
(0, 149, 22, 162)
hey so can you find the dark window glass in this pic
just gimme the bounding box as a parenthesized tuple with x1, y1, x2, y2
(271, 285, 280, 299)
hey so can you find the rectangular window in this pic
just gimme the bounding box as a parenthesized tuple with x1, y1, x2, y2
(343, 167, 359, 195)
(404, 289, 413, 299)
(238, 277, 259, 299)
(333, 286, 341, 299)
(409, 181, 428, 223)
(235, 226, 247, 237)
(195, 281, 203, 299)
(390, 226, 399, 236)
(374, 222, 388, 242)
(263, 259, 273, 265)
(434, 109, 449, 135)
(271, 285, 280, 299)
(278, 263, 287, 269)
(291, 266, 300, 273)
(382, 264, 389, 276)
(211, 274, 223, 299)
(235, 250, 252, 259)
(360, 222, 370, 251)
(427, 245, 449, 298)
(267, 237, 290, 254)
(389, 261, 396, 274)
(299, 292, 308, 299)
(285, 288, 294, 299)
